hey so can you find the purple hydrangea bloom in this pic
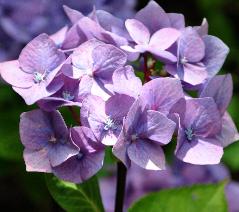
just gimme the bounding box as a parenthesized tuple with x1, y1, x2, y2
(65, 39, 127, 100)
(0, 34, 65, 104)
(172, 97, 223, 165)
(20, 109, 78, 173)
(81, 94, 135, 146)
(121, 19, 180, 62)
(113, 98, 176, 170)
(199, 74, 239, 146)
(53, 126, 105, 183)
(165, 27, 229, 86)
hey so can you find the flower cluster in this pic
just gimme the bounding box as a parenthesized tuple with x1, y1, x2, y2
(0, 1, 238, 183)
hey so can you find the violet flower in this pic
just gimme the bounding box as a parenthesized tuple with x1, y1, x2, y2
(165, 27, 229, 86)
(121, 18, 181, 62)
(113, 98, 176, 170)
(37, 74, 84, 111)
(172, 97, 223, 165)
(53, 126, 105, 183)
(20, 109, 78, 173)
(0, 34, 65, 104)
(81, 94, 135, 146)
(65, 39, 127, 100)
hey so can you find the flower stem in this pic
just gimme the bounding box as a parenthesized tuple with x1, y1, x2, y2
(114, 162, 127, 212)
(143, 53, 151, 82)
(67, 106, 81, 125)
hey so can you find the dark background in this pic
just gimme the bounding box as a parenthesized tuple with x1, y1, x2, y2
(0, 0, 238, 211)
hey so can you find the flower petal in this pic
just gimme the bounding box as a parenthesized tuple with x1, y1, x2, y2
(140, 77, 184, 115)
(127, 139, 166, 170)
(125, 19, 150, 45)
(19, 33, 65, 74)
(203, 35, 229, 77)
(179, 28, 205, 63)
(176, 134, 223, 165)
(113, 66, 142, 98)
(149, 28, 181, 50)
(23, 148, 52, 173)
(200, 74, 233, 115)
(0, 60, 33, 88)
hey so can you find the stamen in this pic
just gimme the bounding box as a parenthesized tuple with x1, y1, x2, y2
(76, 152, 84, 160)
(33, 72, 45, 83)
(185, 127, 194, 141)
(103, 116, 118, 131)
(180, 57, 188, 65)
(62, 91, 74, 101)
(131, 134, 138, 141)
(49, 135, 57, 144)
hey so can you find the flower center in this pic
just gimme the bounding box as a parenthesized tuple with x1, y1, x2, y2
(76, 152, 84, 160)
(33, 72, 45, 83)
(180, 56, 188, 65)
(103, 116, 118, 131)
(185, 127, 194, 141)
(131, 134, 138, 141)
(62, 91, 74, 101)
(49, 135, 57, 144)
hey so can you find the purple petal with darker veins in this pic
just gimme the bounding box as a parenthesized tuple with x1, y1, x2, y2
(127, 139, 166, 170)
(200, 74, 233, 115)
(203, 35, 229, 77)
(92, 44, 127, 80)
(24, 148, 52, 173)
(19, 33, 65, 74)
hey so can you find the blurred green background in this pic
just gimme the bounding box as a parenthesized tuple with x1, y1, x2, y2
(0, 0, 238, 211)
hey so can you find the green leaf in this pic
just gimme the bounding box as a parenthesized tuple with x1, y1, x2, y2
(223, 141, 239, 171)
(129, 182, 227, 212)
(45, 174, 104, 212)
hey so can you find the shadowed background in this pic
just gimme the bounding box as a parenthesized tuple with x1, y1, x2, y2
(0, 0, 238, 211)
